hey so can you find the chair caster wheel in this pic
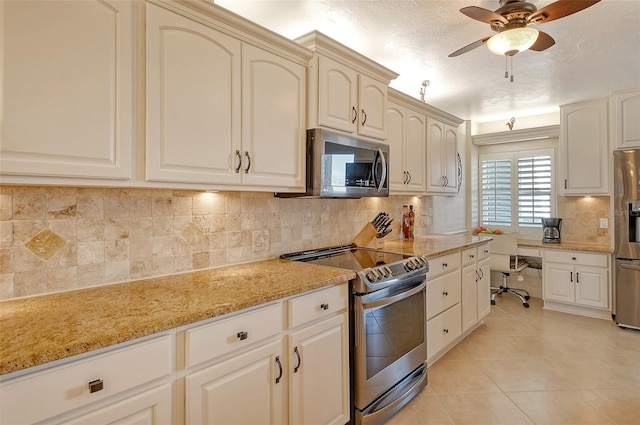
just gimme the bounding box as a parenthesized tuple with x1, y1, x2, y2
(525, 295, 530, 300)
(523, 303, 530, 308)
(491, 300, 496, 305)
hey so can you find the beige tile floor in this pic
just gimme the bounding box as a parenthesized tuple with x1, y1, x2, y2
(386, 295, 640, 425)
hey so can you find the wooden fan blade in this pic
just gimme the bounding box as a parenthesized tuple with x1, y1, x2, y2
(530, 31, 556, 51)
(528, 0, 601, 25)
(460, 6, 508, 25)
(448, 36, 492, 57)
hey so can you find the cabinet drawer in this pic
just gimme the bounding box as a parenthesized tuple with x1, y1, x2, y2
(427, 270, 461, 319)
(477, 243, 491, 261)
(426, 252, 461, 278)
(185, 303, 283, 368)
(288, 284, 349, 329)
(0, 335, 172, 425)
(427, 304, 462, 360)
(461, 247, 477, 266)
(542, 250, 608, 267)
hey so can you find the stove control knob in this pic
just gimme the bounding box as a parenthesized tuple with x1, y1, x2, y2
(384, 266, 392, 276)
(366, 271, 376, 281)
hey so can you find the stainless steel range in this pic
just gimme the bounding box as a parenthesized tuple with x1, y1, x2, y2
(281, 244, 428, 425)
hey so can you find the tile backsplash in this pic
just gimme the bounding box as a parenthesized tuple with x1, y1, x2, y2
(0, 186, 431, 300)
(557, 195, 611, 245)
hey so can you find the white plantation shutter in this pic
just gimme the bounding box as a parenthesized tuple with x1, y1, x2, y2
(481, 158, 512, 227)
(518, 155, 552, 227)
(480, 149, 554, 233)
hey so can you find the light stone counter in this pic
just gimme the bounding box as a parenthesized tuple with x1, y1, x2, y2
(383, 234, 493, 258)
(517, 239, 613, 254)
(0, 259, 354, 376)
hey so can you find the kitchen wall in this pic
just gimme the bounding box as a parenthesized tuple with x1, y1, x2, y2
(0, 186, 432, 300)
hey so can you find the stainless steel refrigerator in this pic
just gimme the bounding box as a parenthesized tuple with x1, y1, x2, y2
(613, 149, 640, 330)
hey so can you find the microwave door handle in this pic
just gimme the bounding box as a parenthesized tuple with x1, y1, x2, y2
(375, 148, 387, 193)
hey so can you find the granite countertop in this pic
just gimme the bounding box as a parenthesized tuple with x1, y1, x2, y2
(383, 234, 493, 257)
(0, 259, 354, 377)
(517, 239, 613, 254)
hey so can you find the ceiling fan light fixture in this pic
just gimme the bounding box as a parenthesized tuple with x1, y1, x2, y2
(487, 27, 539, 56)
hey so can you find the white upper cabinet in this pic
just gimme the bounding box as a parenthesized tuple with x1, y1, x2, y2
(426, 117, 460, 194)
(559, 98, 609, 195)
(386, 90, 427, 193)
(146, 2, 310, 191)
(611, 89, 640, 149)
(146, 3, 241, 185)
(0, 0, 133, 181)
(296, 31, 398, 140)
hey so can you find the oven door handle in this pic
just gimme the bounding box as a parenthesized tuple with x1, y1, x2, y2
(362, 281, 426, 310)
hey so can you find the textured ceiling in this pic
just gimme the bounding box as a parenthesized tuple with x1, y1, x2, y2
(215, 0, 640, 123)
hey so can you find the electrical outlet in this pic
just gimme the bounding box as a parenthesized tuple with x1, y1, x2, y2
(252, 230, 270, 252)
(600, 218, 608, 229)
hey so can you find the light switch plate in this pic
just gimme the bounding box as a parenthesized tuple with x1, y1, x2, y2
(600, 218, 608, 229)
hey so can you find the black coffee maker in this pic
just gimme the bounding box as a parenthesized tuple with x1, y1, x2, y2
(542, 217, 562, 243)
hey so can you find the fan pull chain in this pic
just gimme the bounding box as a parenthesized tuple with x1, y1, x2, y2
(504, 55, 515, 82)
(511, 56, 514, 82)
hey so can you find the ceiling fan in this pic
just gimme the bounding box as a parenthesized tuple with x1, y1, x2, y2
(449, 0, 601, 57)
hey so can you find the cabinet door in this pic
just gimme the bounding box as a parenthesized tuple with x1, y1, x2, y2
(443, 125, 459, 193)
(386, 104, 408, 192)
(461, 264, 478, 332)
(186, 340, 285, 425)
(146, 3, 241, 184)
(544, 262, 575, 303)
(575, 266, 608, 308)
(241, 44, 306, 189)
(426, 118, 445, 192)
(560, 100, 609, 195)
(289, 313, 350, 425)
(60, 384, 172, 425)
(1, 0, 133, 179)
(317, 56, 358, 133)
(405, 110, 427, 192)
(477, 258, 491, 320)
(357, 75, 387, 140)
(612, 90, 640, 149)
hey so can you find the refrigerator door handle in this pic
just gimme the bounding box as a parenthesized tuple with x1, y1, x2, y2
(620, 263, 640, 271)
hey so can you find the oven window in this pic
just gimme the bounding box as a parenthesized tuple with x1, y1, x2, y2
(365, 290, 425, 379)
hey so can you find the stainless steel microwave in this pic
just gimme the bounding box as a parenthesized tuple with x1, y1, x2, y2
(277, 128, 389, 198)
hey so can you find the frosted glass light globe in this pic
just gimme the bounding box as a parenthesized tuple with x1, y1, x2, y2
(487, 27, 540, 56)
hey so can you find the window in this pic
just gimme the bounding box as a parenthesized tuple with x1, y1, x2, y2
(480, 149, 554, 234)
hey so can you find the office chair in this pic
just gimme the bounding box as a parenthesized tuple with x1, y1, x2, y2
(489, 234, 530, 308)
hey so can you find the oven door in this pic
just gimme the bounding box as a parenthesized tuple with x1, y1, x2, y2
(354, 277, 427, 410)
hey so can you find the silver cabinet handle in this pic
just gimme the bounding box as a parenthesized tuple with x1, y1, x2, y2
(244, 151, 251, 174)
(234, 150, 242, 173)
(237, 331, 248, 341)
(275, 356, 283, 384)
(88, 379, 104, 394)
(294, 346, 301, 373)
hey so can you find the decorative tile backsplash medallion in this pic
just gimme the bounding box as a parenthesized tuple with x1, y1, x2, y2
(0, 186, 431, 300)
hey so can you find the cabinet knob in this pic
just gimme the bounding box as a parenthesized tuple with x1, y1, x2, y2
(443, 291, 449, 296)
(320, 303, 329, 311)
(572, 257, 577, 261)
(88, 379, 104, 394)
(237, 331, 248, 341)
(442, 263, 448, 268)
(443, 328, 449, 334)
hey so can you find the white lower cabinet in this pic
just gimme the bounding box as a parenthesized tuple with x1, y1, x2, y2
(185, 340, 285, 425)
(60, 384, 172, 425)
(461, 244, 491, 332)
(182, 284, 350, 425)
(0, 335, 174, 425)
(426, 252, 462, 363)
(543, 250, 610, 317)
(288, 313, 350, 425)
